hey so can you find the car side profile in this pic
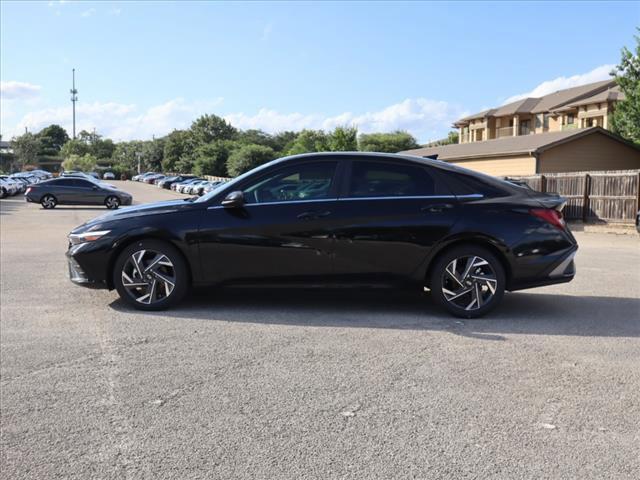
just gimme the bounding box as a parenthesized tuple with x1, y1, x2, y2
(26, 177, 133, 209)
(67, 152, 577, 317)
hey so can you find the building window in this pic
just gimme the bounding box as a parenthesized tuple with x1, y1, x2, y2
(567, 114, 574, 125)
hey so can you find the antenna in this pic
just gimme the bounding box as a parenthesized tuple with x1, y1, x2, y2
(70, 68, 78, 139)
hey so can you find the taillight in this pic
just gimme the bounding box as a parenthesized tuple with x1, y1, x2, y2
(530, 208, 565, 230)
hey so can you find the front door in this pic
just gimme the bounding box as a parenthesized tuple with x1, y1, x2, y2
(197, 160, 340, 284)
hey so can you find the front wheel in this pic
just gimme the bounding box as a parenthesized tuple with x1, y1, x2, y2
(430, 245, 505, 318)
(41, 194, 57, 209)
(105, 196, 120, 209)
(113, 239, 189, 310)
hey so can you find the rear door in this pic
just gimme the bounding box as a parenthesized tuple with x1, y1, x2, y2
(330, 159, 461, 283)
(69, 179, 104, 204)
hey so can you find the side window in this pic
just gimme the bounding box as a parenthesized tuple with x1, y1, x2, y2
(347, 161, 436, 198)
(243, 162, 337, 205)
(433, 168, 509, 198)
(54, 179, 73, 187)
(71, 179, 93, 188)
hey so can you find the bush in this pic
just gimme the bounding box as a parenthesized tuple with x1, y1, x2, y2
(61, 153, 98, 172)
(226, 144, 275, 177)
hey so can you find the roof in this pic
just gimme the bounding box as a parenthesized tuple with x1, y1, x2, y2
(401, 127, 639, 161)
(456, 80, 618, 124)
(553, 85, 624, 111)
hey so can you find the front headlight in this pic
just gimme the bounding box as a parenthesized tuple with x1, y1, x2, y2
(68, 230, 111, 245)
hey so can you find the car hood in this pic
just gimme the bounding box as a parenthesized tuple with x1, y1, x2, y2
(75, 198, 196, 231)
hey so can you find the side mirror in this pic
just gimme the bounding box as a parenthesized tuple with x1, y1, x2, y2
(92, 185, 99, 190)
(221, 191, 245, 208)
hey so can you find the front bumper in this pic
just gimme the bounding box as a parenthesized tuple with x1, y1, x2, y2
(66, 244, 110, 289)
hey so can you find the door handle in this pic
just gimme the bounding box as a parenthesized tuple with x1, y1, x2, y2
(297, 210, 332, 220)
(421, 203, 454, 213)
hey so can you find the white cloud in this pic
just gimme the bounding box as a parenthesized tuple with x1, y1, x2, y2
(81, 8, 96, 17)
(0, 81, 42, 100)
(3, 96, 462, 143)
(5, 98, 224, 140)
(225, 98, 466, 143)
(504, 64, 614, 104)
(109, 8, 122, 16)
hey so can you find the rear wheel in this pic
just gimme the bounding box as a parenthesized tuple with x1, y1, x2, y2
(41, 194, 57, 209)
(105, 196, 120, 209)
(430, 245, 505, 318)
(113, 239, 189, 310)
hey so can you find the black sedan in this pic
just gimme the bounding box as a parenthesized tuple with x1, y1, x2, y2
(26, 177, 132, 209)
(66, 152, 577, 317)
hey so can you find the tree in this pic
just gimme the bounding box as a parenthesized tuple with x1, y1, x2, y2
(141, 137, 166, 171)
(162, 130, 190, 172)
(189, 114, 238, 145)
(11, 132, 41, 169)
(61, 153, 98, 172)
(611, 30, 640, 145)
(271, 131, 298, 154)
(424, 131, 459, 147)
(226, 144, 275, 176)
(358, 131, 419, 153)
(328, 125, 358, 151)
(237, 129, 274, 148)
(60, 139, 90, 158)
(112, 141, 144, 174)
(37, 124, 69, 155)
(192, 141, 234, 177)
(92, 138, 116, 159)
(285, 130, 330, 155)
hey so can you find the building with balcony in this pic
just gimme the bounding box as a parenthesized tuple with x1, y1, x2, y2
(401, 80, 640, 177)
(454, 80, 623, 144)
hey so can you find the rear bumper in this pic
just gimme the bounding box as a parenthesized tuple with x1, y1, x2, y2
(509, 246, 577, 291)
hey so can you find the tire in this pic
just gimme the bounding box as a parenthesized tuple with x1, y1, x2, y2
(429, 245, 505, 318)
(0, 187, 6, 199)
(105, 196, 120, 209)
(41, 194, 57, 209)
(113, 239, 189, 311)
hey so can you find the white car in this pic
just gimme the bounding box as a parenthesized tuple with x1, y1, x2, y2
(103, 172, 116, 180)
(0, 177, 20, 197)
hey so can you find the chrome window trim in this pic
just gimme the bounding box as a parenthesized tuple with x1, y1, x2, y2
(207, 194, 484, 210)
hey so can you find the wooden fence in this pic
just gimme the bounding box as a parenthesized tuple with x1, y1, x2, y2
(510, 169, 640, 224)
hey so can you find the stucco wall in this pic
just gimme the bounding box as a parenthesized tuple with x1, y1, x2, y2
(539, 132, 640, 173)
(448, 155, 536, 176)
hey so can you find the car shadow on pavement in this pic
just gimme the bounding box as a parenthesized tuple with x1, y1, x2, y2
(109, 288, 640, 340)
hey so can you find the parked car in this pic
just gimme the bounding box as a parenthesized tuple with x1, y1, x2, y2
(137, 172, 158, 182)
(26, 177, 132, 209)
(636, 210, 640, 234)
(66, 152, 577, 316)
(158, 175, 195, 189)
(61, 170, 81, 177)
(143, 174, 165, 184)
(203, 181, 226, 195)
(103, 172, 116, 180)
(184, 180, 209, 195)
(1, 177, 20, 197)
(174, 178, 203, 193)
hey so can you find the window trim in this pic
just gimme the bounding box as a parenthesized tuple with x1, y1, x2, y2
(233, 159, 342, 206)
(339, 158, 445, 200)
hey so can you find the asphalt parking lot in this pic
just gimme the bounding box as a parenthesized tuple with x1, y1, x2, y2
(1, 180, 639, 479)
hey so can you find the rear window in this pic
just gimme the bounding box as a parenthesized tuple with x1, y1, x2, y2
(433, 167, 512, 198)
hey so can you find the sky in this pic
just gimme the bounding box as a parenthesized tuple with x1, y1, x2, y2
(1, 1, 639, 143)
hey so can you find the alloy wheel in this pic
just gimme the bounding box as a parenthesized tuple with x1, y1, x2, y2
(441, 255, 497, 311)
(41, 195, 56, 209)
(121, 249, 176, 304)
(105, 196, 120, 209)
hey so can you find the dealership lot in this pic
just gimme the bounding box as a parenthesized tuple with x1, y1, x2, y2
(1, 181, 639, 479)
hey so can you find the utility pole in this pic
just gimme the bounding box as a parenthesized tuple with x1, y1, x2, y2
(70, 68, 78, 139)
